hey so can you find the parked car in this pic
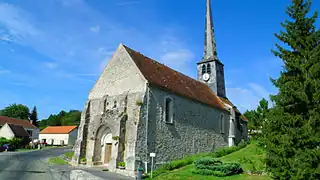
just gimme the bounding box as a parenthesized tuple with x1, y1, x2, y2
(2, 144, 16, 151)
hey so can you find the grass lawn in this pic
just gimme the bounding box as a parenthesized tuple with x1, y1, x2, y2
(64, 151, 74, 159)
(48, 157, 69, 165)
(149, 142, 271, 180)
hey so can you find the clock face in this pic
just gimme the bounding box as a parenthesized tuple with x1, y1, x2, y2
(202, 73, 210, 81)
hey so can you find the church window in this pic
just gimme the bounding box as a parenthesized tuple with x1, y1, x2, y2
(201, 64, 206, 74)
(220, 113, 225, 134)
(113, 101, 117, 108)
(164, 97, 174, 124)
(207, 64, 211, 74)
(103, 99, 107, 111)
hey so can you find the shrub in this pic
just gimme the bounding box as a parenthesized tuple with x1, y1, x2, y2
(9, 138, 23, 150)
(192, 157, 243, 177)
(150, 142, 248, 178)
(191, 169, 226, 177)
(194, 157, 223, 167)
(136, 100, 143, 106)
(213, 142, 248, 158)
(118, 161, 126, 167)
(0, 137, 9, 146)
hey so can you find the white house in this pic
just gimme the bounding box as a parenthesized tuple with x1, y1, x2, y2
(0, 116, 39, 140)
(39, 126, 78, 146)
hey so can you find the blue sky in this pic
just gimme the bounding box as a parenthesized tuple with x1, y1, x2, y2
(0, 0, 319, 119)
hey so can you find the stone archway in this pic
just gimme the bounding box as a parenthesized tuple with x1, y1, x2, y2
(93, 125, 112, 164)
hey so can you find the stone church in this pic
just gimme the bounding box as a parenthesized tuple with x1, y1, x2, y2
(72, 0, 248, 176)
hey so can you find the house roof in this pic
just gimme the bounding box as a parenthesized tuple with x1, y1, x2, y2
(40, 126, 78, 134)
(123, 45, 227, 112)
(218, 97, 248, 122)
(0, 116, 37, 129)
(7, 124, 30, 137)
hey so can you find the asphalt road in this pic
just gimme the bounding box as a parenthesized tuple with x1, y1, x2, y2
(0, 147, 134, 180)
(0, 147, 72, 180)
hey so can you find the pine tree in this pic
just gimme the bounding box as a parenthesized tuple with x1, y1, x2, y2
(29, 106, 38, 127)
(262, 0, 320, 179)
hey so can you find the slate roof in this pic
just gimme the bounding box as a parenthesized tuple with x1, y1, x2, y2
(0, 116, 37, 129)
(123, 45, 227, 112)
(7, 124, 30, 137)
(40, 126, 78, 134)
(219, 97, 248, 122)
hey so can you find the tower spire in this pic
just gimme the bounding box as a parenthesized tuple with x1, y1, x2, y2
(197, 0, 226, 98)
(204, 0, 217, 61)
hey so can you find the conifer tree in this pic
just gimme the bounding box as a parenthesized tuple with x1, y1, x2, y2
(262, 0, 320, 179)
(29, 106, 38, 127)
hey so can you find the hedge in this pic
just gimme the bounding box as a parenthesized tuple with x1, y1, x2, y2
(192, 157, 243, 177)
(148, 141, 248, 178)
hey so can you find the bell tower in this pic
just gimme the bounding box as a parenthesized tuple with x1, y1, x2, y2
(197, 0, 226, 98)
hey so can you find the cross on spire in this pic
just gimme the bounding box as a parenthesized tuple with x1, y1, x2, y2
(203, 0, 218, 61)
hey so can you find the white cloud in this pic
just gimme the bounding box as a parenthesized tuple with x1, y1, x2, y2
(248, 83, 270, 100)
(0, 1, 194, 83)
(116, 1, 141, 6)
(10, 82, 34, 88)
(0, 3, 40, 43)
(0, 69, 10, 74)
(0, 34, 14, 42)
(55, 0, 83, 6)
(160, 49, 194, 69)
(90, 25, 100, 33)
(44, 62, 59, 70)
(227, 83, 271, 113)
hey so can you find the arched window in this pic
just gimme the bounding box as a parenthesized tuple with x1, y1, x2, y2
(202, 64, 206, 74)
(220, 113, 225, 134)
(207, 64, 211, 74)
(164, 97, 174, 124)
(103, 99, 107, 111)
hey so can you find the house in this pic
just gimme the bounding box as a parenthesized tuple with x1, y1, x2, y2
(0, 116, 39, 140)
(72, 0, 248, 177)
(39, 126, 78, 146)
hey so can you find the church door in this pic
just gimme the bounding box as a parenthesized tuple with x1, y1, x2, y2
(104, 143, 112, 163)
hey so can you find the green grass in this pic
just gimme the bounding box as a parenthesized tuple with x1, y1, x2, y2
(148, 142, 271, 180)
(64, 151, 74, 159)
(48, 157, 69, 165)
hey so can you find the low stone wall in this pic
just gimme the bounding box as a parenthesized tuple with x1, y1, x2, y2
(70, 170, 103, 180)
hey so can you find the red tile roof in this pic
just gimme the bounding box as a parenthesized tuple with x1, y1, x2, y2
(123, 45, 227, 112)
(0, 116, 37, 129)
(218, 97, 248, 122)
(40, 126, 78, 134)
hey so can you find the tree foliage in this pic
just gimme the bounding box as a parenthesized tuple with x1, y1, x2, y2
(38, 110, 81, 130)
(29, 106, 38, 127)
(0, 104, 30, 120)
(261, 0, 320, 179)
(243, 98, 269, 133)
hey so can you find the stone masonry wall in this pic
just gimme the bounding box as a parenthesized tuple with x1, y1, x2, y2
(136, 85, 230, 168)
(84, 92, 145, 177)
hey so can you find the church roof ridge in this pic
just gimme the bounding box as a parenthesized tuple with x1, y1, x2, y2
(122, 44, 228, 112)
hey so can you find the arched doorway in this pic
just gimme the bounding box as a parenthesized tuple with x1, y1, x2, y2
(101, 133, 112, 164)
(93, 125, 113, 165)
